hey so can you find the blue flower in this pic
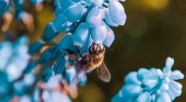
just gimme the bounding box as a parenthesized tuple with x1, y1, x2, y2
(0, 36, 37, 101)
(0, 0, 9, 16)
(37, 0, 127, 87)
(42, 0, 127, 49)
(112, 57, 184, 102)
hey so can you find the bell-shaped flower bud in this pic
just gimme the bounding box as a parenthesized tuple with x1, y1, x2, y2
(108, 0, 126, 25)
(134, 92, 151, 102)
(103, 25, 115, 47)
(52, 14, 67, 32)
(0, 0, 9, 16)
(80, 37, 93, 53)
(73, 23, 90, 47)
(41, 68, 53, 82)
(52, 33, 75, 56)
(121, 84, 142, 99)
(104, 10, 118, 27)
(39, 49, 51, 65)
(125, 72, 141, 85)
(90, 20, 107, 43)
(53, 57, 66, 75)
(86, 7, 103, 27)
(58, 0, 74, 9)
(42, 22, 58, 42)
(64, 3, 84, 23)
(30, 0, 43, 5)
(156, 91, 171, 102)
(29, 41, 43, 55)
(23, 60, 36, 74)
(54, 6, 64, 17)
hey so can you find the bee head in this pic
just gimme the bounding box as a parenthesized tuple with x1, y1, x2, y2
(89, 42, 105, 55)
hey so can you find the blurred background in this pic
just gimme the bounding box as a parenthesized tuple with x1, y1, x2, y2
(1, 0, 186, 102)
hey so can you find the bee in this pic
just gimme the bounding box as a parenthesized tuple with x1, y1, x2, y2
(65, 42, 111, 83)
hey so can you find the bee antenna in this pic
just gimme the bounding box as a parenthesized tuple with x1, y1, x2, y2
(105, 47, 113, 51)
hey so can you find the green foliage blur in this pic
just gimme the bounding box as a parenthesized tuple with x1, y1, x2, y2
(1, 0, 186, 102)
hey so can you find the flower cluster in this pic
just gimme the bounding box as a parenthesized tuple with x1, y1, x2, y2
(30, 0, 127, 80)
(28, 0, 127, 101)
(112, 57, 184, 102)
(0, 36, 35, 101)
(41, 0, 127, 44)
(30, 53, 87, 102)
(0, 35, 87, 102)
(34, 65, 87, 102)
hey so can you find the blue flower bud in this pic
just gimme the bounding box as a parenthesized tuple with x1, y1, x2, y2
(103, 25, 115, 47)
(64, 3, 84, 23)
(64, 70, 71, 84)
(52, 33, 75, 55)
(125, 72, 141, 85)
(112, 12, 127, 26)
(87, 0, 104, 7)
(30, 0, 43, 5)
(14, 7, 24, 20)
(108, 0, 124, 19)
(86, 7, 103, 27)
(121, 84, 142, 99)
(59, 0, 74, 9)
(71, 0, 81, 2)
(164, 57, 174, 73)
(23, 60, 36, 74)
(80, 37, 93, 53)
(53, 14, 67, 32)
(13, 0, 23, 5)
(23, 73, 35, 86)
(79, 75, 87, 86)
(0, 72, 10, 96)
(13, 81, 28, 95)
(54, 6, 64, 17)
(41, 68, 53, 82)
(16, 35, 29, 45)
(90, 20, 107, 43)
(39, 49, 51, 65)
(169, 83, 182, 97)
(137, 68, 151, 81)
(0, 0, 9, 16)
(156, 91, 171, 102)
(104, 11, 118, 27)
(166, 90, 176, 100)
(169, 70, 184, 80)
(73, 23, 90, 47)
(142, 75, 158, 89)
(108, 0, 126, 25)
(29, 41, 43, 55)
(42, 22, 58, 42)
(134, 92, 151, 102)
(53, 57, 66, 75)
(20, 95, 31, 102)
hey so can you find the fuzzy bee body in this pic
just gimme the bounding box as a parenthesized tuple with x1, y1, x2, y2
(66, 42, 111, 83)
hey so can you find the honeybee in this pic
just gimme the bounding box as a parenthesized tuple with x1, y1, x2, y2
(65, 42, 111, 83)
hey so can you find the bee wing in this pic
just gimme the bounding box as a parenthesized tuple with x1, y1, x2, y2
(72, 68, 87, 84)
(97, 62, 111, 82)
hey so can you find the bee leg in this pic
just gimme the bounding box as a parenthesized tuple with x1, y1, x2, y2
(75, 45, 84, 58)
(63, 49, 79, 62)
